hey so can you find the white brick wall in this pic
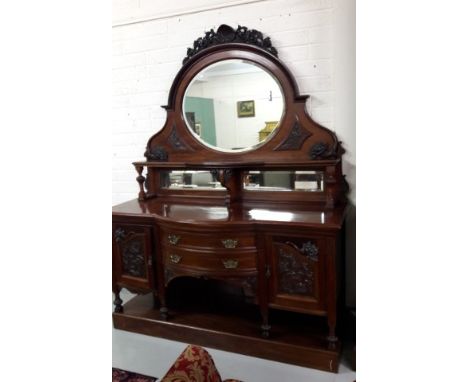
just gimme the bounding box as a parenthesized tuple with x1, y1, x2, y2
(112, 0, 355, 205)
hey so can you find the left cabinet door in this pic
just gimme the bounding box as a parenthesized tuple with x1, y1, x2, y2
(112, 223, 155, 291)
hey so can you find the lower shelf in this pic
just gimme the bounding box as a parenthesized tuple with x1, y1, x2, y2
(113, 291, 341, 373)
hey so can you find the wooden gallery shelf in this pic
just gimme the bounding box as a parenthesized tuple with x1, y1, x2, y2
(113, 291, 341, 373)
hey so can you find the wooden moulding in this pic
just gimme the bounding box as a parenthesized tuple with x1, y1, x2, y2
(113, 293, 341, 373)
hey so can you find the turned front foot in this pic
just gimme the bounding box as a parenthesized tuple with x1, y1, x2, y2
(327, 325, 338, 343)
(260, 302, 270, 338)
(113, 290, 123, 313)
(160, 306, 168, 320)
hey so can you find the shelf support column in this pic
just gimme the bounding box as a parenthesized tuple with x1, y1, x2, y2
(135, 165, 146, 201)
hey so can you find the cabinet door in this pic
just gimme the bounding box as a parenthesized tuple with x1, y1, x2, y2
(112, 223, 155, 290)
(267, 234, 327, 314)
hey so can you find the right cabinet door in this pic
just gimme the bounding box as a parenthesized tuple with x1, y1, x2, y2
(266, 233, 328, 315)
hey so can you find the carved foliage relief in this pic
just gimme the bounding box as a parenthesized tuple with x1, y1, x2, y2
(145, 146, 168, 161)
(274, 119, 312, 151)
(276, 240, 319, 296)
(168, 124, 193, 151)
(115, 228, 147, 278)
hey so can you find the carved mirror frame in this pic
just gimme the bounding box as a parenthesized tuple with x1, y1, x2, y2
(135, 24, 347, 208)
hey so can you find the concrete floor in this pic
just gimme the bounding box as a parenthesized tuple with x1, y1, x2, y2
(112, 290, 356, 382)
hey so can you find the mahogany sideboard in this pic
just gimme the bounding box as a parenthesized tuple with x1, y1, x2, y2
(112, 24, 349, 372)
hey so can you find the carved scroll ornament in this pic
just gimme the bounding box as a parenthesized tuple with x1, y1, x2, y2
(309, 142, 336, 160)
(144, 146, 168, 161)
(183, 24, 278, 64)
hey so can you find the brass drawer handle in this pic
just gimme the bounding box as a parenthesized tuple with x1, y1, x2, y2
(168, 234, 180, 245)
(222, 259, 239, 269)
(169, 254, 182, 264)
(221, 239, 238, 249)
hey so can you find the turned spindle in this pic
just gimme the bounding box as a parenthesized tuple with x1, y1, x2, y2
(135, 165, 146, 201)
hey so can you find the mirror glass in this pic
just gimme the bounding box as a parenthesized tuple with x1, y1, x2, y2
(161, 170, 226, 190)
(183, 59, 284, 152)
(244, 171, 324, 192)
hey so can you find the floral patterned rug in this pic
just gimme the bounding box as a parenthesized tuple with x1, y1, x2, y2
(112, 368, 158, 382)
(113, 345, 240, 382)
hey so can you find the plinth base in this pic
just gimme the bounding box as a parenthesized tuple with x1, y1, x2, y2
(113, 291, 341, 373)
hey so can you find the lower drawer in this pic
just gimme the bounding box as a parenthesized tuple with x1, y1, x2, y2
(162, 246, 257, 273)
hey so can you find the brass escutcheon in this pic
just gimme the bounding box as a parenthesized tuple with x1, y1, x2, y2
(221, 239, 238, 248)
(222, 259, 239, 269)
(169, 254, 182, 264)
(168, 234, 180, 245)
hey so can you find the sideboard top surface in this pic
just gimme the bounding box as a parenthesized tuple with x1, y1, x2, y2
(112, 198, 346, 229)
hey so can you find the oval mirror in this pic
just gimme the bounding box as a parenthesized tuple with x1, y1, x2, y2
(183, 59, 285, 152)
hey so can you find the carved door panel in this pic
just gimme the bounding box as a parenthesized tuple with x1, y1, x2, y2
(113, 223, 155, 291)
(267, 234, 327, 314)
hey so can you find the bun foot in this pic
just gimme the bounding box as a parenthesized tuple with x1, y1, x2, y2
(113, 291, 123, 313)
(114, 305, 123, 313)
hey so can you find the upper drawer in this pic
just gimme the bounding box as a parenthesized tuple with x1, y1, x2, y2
(161, 229, 256, 250)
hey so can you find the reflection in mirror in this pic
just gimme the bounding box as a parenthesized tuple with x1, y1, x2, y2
(183, 59, 284, 152)
(161, 171, 226, 190)
(162, 204, 229, 220)
(244, 171, 324, 192)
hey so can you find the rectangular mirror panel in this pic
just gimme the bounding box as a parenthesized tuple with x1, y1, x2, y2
(161, 171, 226, 190)
(243, 171, 324, 192)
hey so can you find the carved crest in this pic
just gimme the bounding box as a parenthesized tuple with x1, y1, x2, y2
(183, 24, 278, 65)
